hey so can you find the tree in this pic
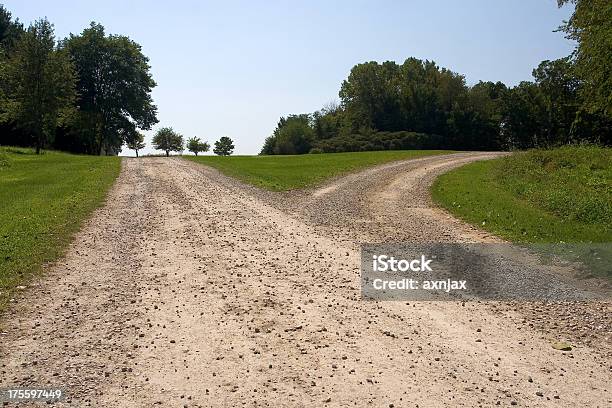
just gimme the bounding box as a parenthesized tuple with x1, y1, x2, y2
(312, 102, 343, 140)
(339, 61, 394, 133)
(1, 19, 76, 154)
(532, 57, 580, 144)
(464, 81, 507, 149)
(152, 127, 183, 156)
(260, 114, 315, 155)
(126, 131, 146, 157)
(65, 23, 158, 155)
(273, 115, 314, 154)
(259, 117, 287, 155)
(259, 135, 276, 155)
(338, 58, 472, 138)
(213, 136, 234, 156)
(0, 5, 23, 55)
(0, 5, 25, 147)
(557, 0, 612, 117)
(500, 82, 547, 148)
(187, 136, 209, 156)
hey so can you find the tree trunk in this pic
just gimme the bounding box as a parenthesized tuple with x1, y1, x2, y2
(35, 132, 41, 155)
(135, 149, 139, 158)
(165, 150, 169, 157)
(195, 152, 198, 156)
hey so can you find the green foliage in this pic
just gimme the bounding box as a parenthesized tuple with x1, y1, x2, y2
(432, 146, 612, 243)
(187, 136, 210, 156)
(499, 81, 547, 148)
(0, 147, 120, 309)
(262, 38, 610, 154)
(272, 115, 313, 154)
(494, 145, 611, 226)
(558, 0, 612, 117)
(314, 131, 445, 153)
(126, 131, 146, 157)
(260, 135, 276, 155)
(187, 150, 449, 191)
(65, 23, 158, 155)
(213, 136, 234, 156)
(340, 59, 470, 137)
(152, 127, 183, 156)
(499, 57, 599, 148)
(261, 58, 496, 155)
(312, 102, 343, 140)
(0, 5, 158, 155)
(0, 19, 76, 154)
(335, 59, 512, 150)
(0, 5, 23, 55)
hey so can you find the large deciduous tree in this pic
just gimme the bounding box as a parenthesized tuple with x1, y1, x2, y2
(1, 19, 76, 154)
(65, 23, 158, 155)
(558, 0, 611, 117)
(152, 127, 183, 157)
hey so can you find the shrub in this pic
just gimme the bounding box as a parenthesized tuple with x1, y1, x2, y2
(312, 131, 447, 153)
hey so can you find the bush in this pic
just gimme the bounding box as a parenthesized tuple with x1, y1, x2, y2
(313, 131, 447, 153)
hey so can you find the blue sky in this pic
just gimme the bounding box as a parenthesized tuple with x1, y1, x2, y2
(4, 0, 575, 155)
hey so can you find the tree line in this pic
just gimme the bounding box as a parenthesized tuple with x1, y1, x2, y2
(0, 5, 237, 157)
(261, 0, 610, 154)
(0, 5, 158, 155)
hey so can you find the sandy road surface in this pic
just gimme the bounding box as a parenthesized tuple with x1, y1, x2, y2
(1, 155, 610, 407)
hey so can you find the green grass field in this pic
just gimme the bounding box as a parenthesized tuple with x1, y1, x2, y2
(432, 145, 612, 243)
(186, 150, 451, 191)
(0, 147, 121, 309)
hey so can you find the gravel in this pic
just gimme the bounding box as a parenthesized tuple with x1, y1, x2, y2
(0, 155, 610, 407)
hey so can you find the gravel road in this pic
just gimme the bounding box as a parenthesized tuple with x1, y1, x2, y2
(1, 154, 610, 407)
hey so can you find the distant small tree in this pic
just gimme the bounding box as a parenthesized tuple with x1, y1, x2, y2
(213, 136, 234, 156)
(152, 127, 183, 156)
(126, 131, 146, 157)
(187, 136, 209, 156)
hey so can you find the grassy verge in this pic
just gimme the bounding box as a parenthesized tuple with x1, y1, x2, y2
(432, 145, 611, 243)
(185, 150, 451, 191)
(0, 147, 121, 309)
